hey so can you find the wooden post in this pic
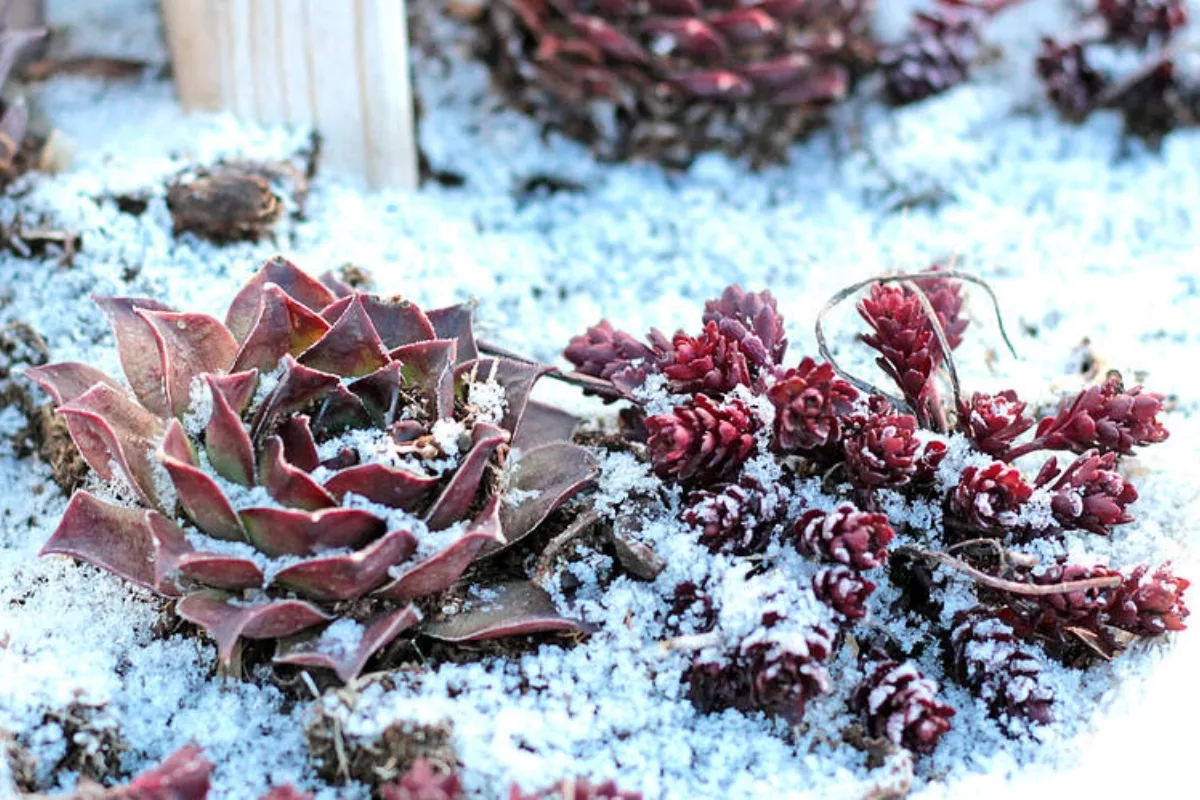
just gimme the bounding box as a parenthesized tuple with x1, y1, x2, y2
(160, 0, 418, 190)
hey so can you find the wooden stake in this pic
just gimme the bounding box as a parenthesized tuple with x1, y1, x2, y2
(160, 0, 418, 190)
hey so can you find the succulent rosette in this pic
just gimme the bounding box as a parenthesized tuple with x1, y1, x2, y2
(29, 257, 597, 681)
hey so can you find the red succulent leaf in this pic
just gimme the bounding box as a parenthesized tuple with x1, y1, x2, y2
(794, 504, 895, 570)
(949, 461, 1034, 533)
(260, 786, 314, 800)
(206, 369, 259, 416)
(176, 590, 333, 665)
(569, 14, 649, 63)
(497, 442, 597, 547)
(355, 294, 438, 351)
(232, 283, 332, 374)
(60, 383, 166, 509)
(843, 412, 921, 490)
(239, 506, 386, 558)
(1106, 563, 1190, 636)
(270, 529, 418, 601)
(299, 296, 390, 378)
(348, 361, 407, 427)
(137, 309, 239, 419)
(380, 759, 463, 800)
(148, 512, 264, 592)
(256, 436, 335, 510)
(511, 401, 581, 452)
(41, 492, 159, 591)
(323, 462, 440, 511)
(376, 499, 505, 601)
(204, 375, 255, 487)
(93, 295, 176, 416)
(562, 319, 657, 385)
(1040, 449, 1138, 535)
(160, 440, 246, 542)
(249, 356, 340, 439)
(769, 64, 849, 105)
(852, 660, 954, 754)
(659, 321, 752, 395)
(420, 581, 595, 643)
(225, 256, 336, 344)
(427, 302, 479, 364)
(160, 417, 197, 464)
(25, 362, 122, 406)
(110, 744, 214, 800)
(274, 604, 422, 682)
(392, 339, 459, 421)
(811, 565, 874, 621)
(277, 414, 320, 471)
(425, 423, 508, 530)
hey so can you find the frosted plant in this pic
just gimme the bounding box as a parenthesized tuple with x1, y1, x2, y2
(30, 257, 596, 682)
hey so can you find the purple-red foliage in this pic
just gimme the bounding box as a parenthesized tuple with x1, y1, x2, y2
(794, 504, 895, 570)
(380, 759, 462, 800)
(681, 478, 788, 556)
(844, 413, 922, 490)
(957, 390, 1034, 457)
(812, 565, 875, 621)
(767, 357, 858, 453)
(949, 461, 1034, 534)
(645, 395, 758, 482)
(1019, 373, 1168, 458)
(852, 660, 955, 754)
(1035, 449, 1139, 535)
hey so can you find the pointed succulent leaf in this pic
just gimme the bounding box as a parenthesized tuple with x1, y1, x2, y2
(498, 443, 597, 547)
(277, 414, 320, 471)
(270, 529, 418, 601)
(511, 400, 581, 452)
(376, 498, 504, 601)
(250, 356, 340, 439)
(358, 294, 437, 350)
(59, 384, 166, 509)
(92, 295, 175, 416)
(160, 417, 197, 465)
(299, 296, 390, 378)
(225, 256, 337, 343)
(160, 445, 246, 541)
(116, 744, 214, 800)
(147, 511, 191, 596)
(312, 383, 373, 436)
(257, 436, 335, 511)
(137, 309, 239, 418)
(176, 590, 333, 665)
(25, 362, 121, 406)
(318, 269, 358, 298)
(204, 375, 255, 487)
(458, 358, 548, 440)
(206, 369, 259, 415)
(420, 581, 595, 642)
(239, 506, 385, 557)
(232, 283, 332, 373)
(427, 303, 478, 364)
(391, 339, 458, 421)
(425, 423, 507, 530)
(149, 511, 266, 594)
(323, 463, 439, 510)
(41, 492, 159, 591)
(348, 361, 406, 427)
(274, 604, 422, 682)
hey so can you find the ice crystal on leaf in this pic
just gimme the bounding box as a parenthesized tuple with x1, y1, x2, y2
(31, 257, 597, 682)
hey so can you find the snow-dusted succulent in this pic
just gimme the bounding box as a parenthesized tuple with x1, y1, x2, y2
(30, 257, 596, 681)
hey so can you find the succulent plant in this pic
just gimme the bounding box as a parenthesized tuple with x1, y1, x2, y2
(30, 257, 597, 682)
(480, 0, 877, 167)
(0, 4, 44, 183)
(564, 271, 1188, 749)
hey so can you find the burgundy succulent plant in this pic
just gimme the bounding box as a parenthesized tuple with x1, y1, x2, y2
(482, 0, 877, 167)
(956, 390, 1034, 457)
(380, 759, 462, 800)
(30, 257, 596, 681)
(644, 394, 758, 482)
(1015, 373, 1168, 458)
(794, 504, 895, 570)
(1035, 449, 1138, 536)
(681, 478, 788, 555)
(811, 564, 875, 621)
(1097, 0, 1188, 46)
(767, 357, 858, 453)
(843, 412, 922, 490)
(852, 660, 955, 754)
(949, 461, 1034, 535)
(950, 608, 1056, 731)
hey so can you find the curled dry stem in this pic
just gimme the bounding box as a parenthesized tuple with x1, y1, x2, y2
(815, 270, 1017, 422)
(533, 508, 601, 584)
(900, 546, 1121, 596)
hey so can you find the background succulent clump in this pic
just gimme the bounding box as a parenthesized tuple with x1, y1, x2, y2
(30, 257, 597, 682)
(562, 269, 1189, 756)
(479, 0, 877, 167)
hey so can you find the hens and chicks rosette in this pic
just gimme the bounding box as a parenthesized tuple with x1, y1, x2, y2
(29, 258, 596, 682)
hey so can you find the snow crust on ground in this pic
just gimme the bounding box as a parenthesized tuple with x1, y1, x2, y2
(1, 0, 1198, 798)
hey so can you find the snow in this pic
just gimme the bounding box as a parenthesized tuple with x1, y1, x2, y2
(0, 0, 1197, 798)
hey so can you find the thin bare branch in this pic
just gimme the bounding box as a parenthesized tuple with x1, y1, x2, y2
(533, 509, 601, 583)
(900, 546, 1121, 596)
